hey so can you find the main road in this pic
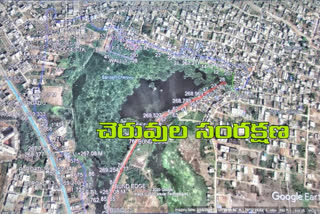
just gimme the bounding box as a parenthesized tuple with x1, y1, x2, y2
(0, 65, 72, 213)
(106, 81, 227, 213)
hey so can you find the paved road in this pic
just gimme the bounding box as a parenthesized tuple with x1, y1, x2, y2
(106, 81, 227, 213)
(0, 65, 72, 213)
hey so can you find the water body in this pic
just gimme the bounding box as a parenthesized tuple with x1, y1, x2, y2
(119, 71, 203, 121)
(195, 68, 207, 80)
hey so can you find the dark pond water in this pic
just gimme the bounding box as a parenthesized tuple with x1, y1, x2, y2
(195, 68, 207, 80)
(119, 71, 203, 121)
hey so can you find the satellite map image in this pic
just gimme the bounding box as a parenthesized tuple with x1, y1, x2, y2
(0, 0, 319, 213)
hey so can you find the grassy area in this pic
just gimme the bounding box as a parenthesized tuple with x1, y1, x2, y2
(184, 58, 233, 86)
(290, 173, 310, 209)
(146, 116, 208, 211)
(291, 173, 308, 195)
(308, 152, 317, 170)
(159, 142, 207, 211)
(33, 189, 43, 196)
(86, 23, 106, 34)
(182, 111, 204, 121)
(245, 141, 267, 150)
(18, 121, 40, 153)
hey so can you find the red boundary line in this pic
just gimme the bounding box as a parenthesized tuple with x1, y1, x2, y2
(106, 81, 227, 212)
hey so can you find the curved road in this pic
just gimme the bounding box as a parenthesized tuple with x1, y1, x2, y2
(0, 65, 72, 213)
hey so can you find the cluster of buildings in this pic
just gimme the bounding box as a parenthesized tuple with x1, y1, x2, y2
(0, 0, 319, 213)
